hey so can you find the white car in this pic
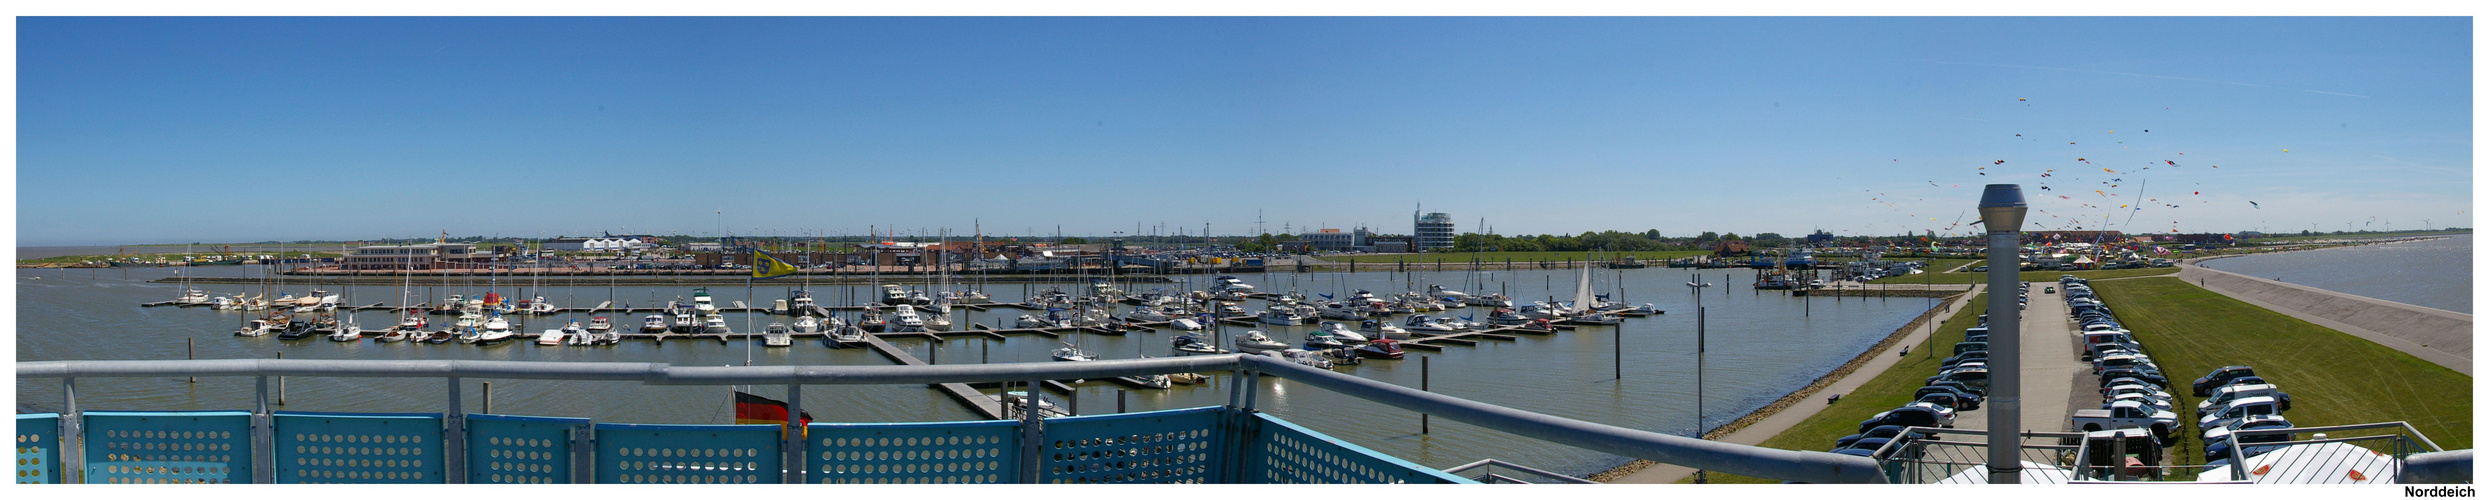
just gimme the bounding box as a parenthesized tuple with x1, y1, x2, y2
(2199, 383, 2291, 414)
(2200, 396, 2283, 430)
(2107, 394, 2174, 413)
(2103, 384, 2174, 403)
(2070, 400, 2180, 440)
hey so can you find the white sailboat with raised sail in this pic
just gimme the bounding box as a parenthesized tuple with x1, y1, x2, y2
(1569, 260, 1620, 325)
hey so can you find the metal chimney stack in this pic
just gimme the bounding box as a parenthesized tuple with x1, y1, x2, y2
(1978, 184, 2028, 483)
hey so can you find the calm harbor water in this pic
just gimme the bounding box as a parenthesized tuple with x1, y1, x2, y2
(17, 265, 1932, 477)
(2201, 234, 2472, 313)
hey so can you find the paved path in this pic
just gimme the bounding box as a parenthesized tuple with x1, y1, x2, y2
(1607, 285, 1983, 483)
(1946, 281, 2084, 436)
(2174, 262, 2472, 375)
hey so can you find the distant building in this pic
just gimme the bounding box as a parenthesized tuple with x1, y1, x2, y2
(1414, 212, 1455, 252)
(541, 237, 595, 252)
(683, 242, 724, 252)
(342, 243, 491, 270)
(1302, 228, 1367, 251)
(1367, 235, 1416, 254)
(1806, 230, 1834, 245)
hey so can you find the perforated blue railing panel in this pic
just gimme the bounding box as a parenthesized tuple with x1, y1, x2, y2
(1039, 407, 1224, 483)
(273, 412, 444, 484)
(807, 419, 1018, 484)
(81, 411, 254, 484)
(16, 413, 61, 484)
(467, 414, 586, 484)
(594, 424, 781, 484)
(1247, 413, 1475, 484)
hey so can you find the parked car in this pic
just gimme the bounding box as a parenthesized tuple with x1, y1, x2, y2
(1860, 406, 1944, 434)
(1914, 393, 1972, 413)
(2106, 394, 2174, 413)
(1915, 385, 1983, 407)
(2069, 400, 2179, 442)
(2103, 384, 2174, 403)
(2199, 396, 2283, 431)
(2099, 367, 2170, 389)
(1834, 424, 1909, 450)
(1927, 380, 1986, 398)
(1953, 341, 1988, 356)
(1926, 365, 1990, 390)
(1904, 402, 1957, 427)
(2193, 365, 2258, 397)
(2204, 415, 2296, 462)
(2199, 383, 2293, 415)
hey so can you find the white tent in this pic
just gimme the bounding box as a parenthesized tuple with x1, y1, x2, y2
(1936, 460, 2076, 484)
(2198, 442, 2400, 484)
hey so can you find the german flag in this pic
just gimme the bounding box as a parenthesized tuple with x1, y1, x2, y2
(733, 391, 813, 426)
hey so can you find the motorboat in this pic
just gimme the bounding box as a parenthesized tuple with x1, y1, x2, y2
(702, 314, 730, 334)
(770, 299, 790, 316)
(276, 319, 317, 340)
(1463, 292, 1513, 308)
(1124, 307, 1172, 323)
(889, 305, 927, 332)
(560, 320, 586, 337)
(586, 316, 614, 333)
(907, 289, 932, 306)
(789, 290, 817, 313)
(1318, 322, 1370, 343)
(537, 329, 569, 346)
(1279, 348, 1336, 369)
(825, 325, 868, 348)
(857, 308, 887, 332)
(642, 314, 670, 333)
(1403, 314, 1464, 333)
(1355, 338, 1406, 359)
(1015, 313, 1061, 330)
(1000, 391, 1065, 419)
(670, 306, 700, 333)
(792, 315, 823, 334)
(235, 319, 274, 337)
(691, 288, 716, 314)
(1319, 301, 1368, 321)
(1358, 319, 1410, 340)
(1216, 302, 1249, 318)
(425, 329, 456, 344)
(376, 327, 408, 343)
(954, 290, 993, 305)
(474, 315, 517, 343)
(309, 311, 340, 336)
(1258, 305, 1307, 326)
(1212, 275, 1255, 293)
(1051, 342, 1096, 362)
(880, 285, 910, 306)
(1171, 335, 1229, 356)
(763, 323, 793, 347)
(1235, 330, 1289, 353)
(432, 295, 464, 315)
(1168, 317, 1204, 331)
(1302, 331, 1348, 350)
(1426, 285, 1470, 303)
(926, 311, 953, 331)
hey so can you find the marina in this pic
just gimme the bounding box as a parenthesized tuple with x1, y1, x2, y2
(21, 264, 1936, 477)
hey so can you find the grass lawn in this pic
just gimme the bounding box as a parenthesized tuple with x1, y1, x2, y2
(2088, 277, 2472, 468)
(1868, 266, 2176, 285)
(1699, 293, 1988, 484)
(1325, 250, 1709, 264)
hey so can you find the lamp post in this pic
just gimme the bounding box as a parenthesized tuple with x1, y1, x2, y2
(1978, 184, 2028, 483)
(1685, 274, 1713, 483)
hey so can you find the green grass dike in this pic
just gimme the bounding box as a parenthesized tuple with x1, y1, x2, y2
(2089, 277, 2471, 467)
(1324, 250, 1710, 264)
(1867, 265, 2176, 285)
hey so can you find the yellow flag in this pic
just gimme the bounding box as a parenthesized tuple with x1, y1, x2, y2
(752, 249, 798, 280)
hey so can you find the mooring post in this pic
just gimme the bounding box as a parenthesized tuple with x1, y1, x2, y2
(482, 382, 493, 414)
(1118, 389, 1128, 414)
(1421, 356, 1431, 434)
(276, 351, 286, 406)
(187, 338, 197, 383)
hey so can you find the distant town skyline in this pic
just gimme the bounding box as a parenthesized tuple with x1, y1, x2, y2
(17, 17, 2472, 246)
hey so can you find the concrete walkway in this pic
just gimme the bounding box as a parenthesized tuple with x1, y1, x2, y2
(1607, 284, 1984, 483)
(2174, 262, 2472, 375)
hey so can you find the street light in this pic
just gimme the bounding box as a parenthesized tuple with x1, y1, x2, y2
(1685, 274, 1713, 483)
(1978, 184, 2028, 484)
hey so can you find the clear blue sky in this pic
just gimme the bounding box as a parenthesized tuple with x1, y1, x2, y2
(17, 17, 2472, 246)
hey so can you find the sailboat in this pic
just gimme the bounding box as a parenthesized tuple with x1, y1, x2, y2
(1569, 262, 1621, 325)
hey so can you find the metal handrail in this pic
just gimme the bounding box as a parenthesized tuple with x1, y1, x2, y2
(1441, 459, 1596, 484)
(20, 357, 1888, 484)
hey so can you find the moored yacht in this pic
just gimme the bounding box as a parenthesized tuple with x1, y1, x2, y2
(642, 314, 670, 333)
(586, 316, 614, 333)
(762, 323, 792, 347)
(1235, 330, 1289, 353)
(1258, 304, 1308, 326)
(888, 304, 926, 332)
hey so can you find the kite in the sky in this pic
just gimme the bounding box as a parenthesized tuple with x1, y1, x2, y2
(1994, 160, 2005, 165)
(2250, 201, 2261, 209)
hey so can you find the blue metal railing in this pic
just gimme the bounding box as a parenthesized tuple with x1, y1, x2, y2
(19, 356, 1889, 484)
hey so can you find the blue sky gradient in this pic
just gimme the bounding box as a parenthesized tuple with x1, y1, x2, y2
(17, 17, 2472, 245)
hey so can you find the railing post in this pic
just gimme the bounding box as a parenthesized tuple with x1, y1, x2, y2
(785, 384, 804, 484)
(62, 377, 82, 484)
(254, 375, 273, 484)
(1018, 380, 1043, 484)
(445, 376, 465, 484)
(570, 420, 594, 484)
